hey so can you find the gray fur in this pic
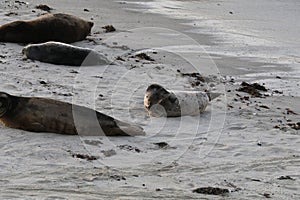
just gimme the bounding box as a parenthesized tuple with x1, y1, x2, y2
(144, 84, 222, 117)
(23, 42, 110, 66)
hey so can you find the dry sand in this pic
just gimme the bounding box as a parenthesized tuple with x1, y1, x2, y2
(0, 0, 299, 199)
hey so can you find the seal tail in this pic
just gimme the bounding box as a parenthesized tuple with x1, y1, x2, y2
(115, 120, 146, 136)
(206, 92, 222, 101)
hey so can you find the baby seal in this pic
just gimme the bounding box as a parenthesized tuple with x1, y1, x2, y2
(144, 84, 221, 117)
(0, 13, 93, 43)
(23, 42, 110, 66)
(0, 92, 145, 136)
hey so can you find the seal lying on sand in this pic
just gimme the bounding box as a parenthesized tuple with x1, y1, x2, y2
(144, 84, 221, 117)
(23, 42, 110, 66)
(0, 92, 145, 136)
(0, 13, 93, 43)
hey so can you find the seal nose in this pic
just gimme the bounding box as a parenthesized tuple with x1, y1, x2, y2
(145, 103, 152, 109)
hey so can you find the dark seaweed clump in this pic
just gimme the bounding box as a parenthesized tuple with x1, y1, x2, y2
(35, 4, 53, 12)
(192, 187, 229, 195)
(72, 153, 97, 161)
(102, 25, 116, 33)
(237, 81, 267, 97)
(134, 53, 155, 61)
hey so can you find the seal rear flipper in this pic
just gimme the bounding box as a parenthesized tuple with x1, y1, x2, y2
(114, 120, 145, 136)
(88, 21, 94, 29)
(206, 92, 223, 101)
(95, 111, 145, 136)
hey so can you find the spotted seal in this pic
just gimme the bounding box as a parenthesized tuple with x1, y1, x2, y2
(144, 84, 222, 117)
(0, 92, 145, 136)
(0, 13, 93, 43)
(23, 42, 110, 66)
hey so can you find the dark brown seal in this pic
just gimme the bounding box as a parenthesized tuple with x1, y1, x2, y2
(0, 13, 93, 43)
(0, 92, 144, 136)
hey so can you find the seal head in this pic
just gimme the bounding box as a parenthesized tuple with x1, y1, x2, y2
(0, 92, 12, 117)
(144, 84, 170, 110)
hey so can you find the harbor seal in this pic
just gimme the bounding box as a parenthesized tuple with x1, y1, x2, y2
(144, 84, 222, 117)
(0, 13, 93, 43)
(23, 42, 110, 66)
(0, 92, 145, 136)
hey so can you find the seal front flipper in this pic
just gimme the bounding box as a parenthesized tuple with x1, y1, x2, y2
(166, 92, 178, 103)
(29, 122, 46, 132)
(159, 93, 181, 117)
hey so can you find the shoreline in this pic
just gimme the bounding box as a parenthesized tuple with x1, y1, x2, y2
(128, 0, 300, 97)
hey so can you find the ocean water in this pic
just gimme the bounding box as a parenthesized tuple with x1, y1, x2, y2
(126, 0, 300, 96)
(128, 0, 300, 62)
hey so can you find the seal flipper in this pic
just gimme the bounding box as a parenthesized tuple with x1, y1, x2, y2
(95, 111, 145, 136)
(159, 92, 178, 108)
(167, 92, 177, 103)
(114, 119, 145, 136)
(206, 92, 222, 101)
(29, 122, 46, 132)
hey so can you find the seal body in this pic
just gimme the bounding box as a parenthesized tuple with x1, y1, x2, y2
(0, 13, 93, 43)
(144, 84, 221, 117)
(0, 92, 145, 136)
(23, 42, 110, 66)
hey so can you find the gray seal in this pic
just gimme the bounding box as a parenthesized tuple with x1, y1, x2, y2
(144, 84, 221, 117)
(22, 42, 110, 66)
(0, 92, 145, 136)
(0, 13, 93, 43)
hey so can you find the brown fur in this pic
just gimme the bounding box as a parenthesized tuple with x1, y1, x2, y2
(0, 13, 94, 43)
(0, 92, 144, 136)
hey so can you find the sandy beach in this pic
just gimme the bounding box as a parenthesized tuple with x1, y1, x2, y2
(0, 0, 299, 199)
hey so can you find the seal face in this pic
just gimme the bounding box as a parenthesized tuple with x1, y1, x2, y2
(0, 92, 145, 136)
(144, 84, 221, 117)
(0, 13, 93, 43)
(23, 42, 110, 66)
